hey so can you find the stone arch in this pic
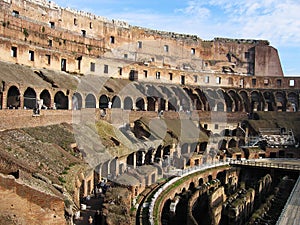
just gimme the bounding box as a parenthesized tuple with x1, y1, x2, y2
(124, 96, 133, 110)
(168, 97, 178, 111)
(223, 91, 233, 112)
(136, 97, 145, 111)
(147, 96, 156, 111)
(101, 161, 110, 178)
(112, 95, 121, 108)
(54, 91, 68, 109)
(126, 153, 135, 167)
(85, 93, 96, 108)
(155, 145, 163, 161)
(7, 85, 20, 108)
(263, 91, 275, 111)
(159, 98, 166, 111)
(72, 92, 82, 110)
(287, 92, 298, 112)
(199, 178, 204, 186)
(208, 175, 213, 182)
(228, 90, 242, 112)
(136, 150, 145, 166)
(190, 143, 198, 153)
(40, 89, 51, 109)
(251, 91, 263, 112)
(109, 158, 118, 178)
(228, 139, 237, 148)
(196, 89, 209, 111)
(145, 148, 154, 165)
(199, 142, 208, 152)
(275, 92, 287, 111)
(238, 139, 245, 147)
(99, 94, 109, 109)
(239, 91, 250, 112)
(24, 87, 37, 109)
(216, 102, 225, 112)
(181, 143, 189, 154)
(163, 146, 171, 158)
(188, 182, 196, 192)
(218, 139, 227, 150)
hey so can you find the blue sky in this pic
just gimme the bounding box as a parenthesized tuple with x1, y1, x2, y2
(53, 0, 300, 76)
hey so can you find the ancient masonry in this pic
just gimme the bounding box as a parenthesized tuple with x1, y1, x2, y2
(0, 0, 299, 225)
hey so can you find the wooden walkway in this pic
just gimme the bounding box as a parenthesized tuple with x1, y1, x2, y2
(276, 175, 300, 225)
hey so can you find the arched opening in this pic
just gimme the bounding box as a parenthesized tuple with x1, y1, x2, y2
(101, 161, 110, 178)
(275, 92, 286, 111)
(145, 148, 154, 165)
(188, 182, 196, 192)
(54, 91, 68, 109)
(124, 96, 133, 110)
(112, 96, 121, 108)
(159, 98, 166, 111)
(99, 95, 109, 109)
(181, 143, 189, 154)
(40, 89, 51, 109)
(155, 145, 163, 162)
(163, 146, 170, 158)
(24, 87, 37, 109)
(109, 158, 118, 177)
(263, 92, 275, 111)
(127, 153, 135, 167)
(199, 142, 208, 152)
(216, 102, 225, 112)
(191, 143, 198, 153)
(287, 92, 298, 112)
(72, 92, 82, 110)
(85, 93, 96, 108)
(228, 139, 237, 148)
(7, 86, 20, 109)
(239, 91, 250, 112)
(168, 98, 177, 111)
(238, 139, 245, 147)
(147, 97, 156, 111)
(136, 97, 145, 111)
(199, 178, 204, 186)
(136, 151, 145, 166)
(218, 139, 227, 150)
(251, 91, 262, 112)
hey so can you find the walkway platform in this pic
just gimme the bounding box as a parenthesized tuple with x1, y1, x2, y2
(276, 175, 300, 225)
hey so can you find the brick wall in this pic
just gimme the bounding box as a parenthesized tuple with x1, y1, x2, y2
(0, 173, 66, 225)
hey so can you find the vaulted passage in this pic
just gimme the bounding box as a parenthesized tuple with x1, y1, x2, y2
(85, 93, 96, 108)
(7, 86, 20, 109)
(99, 95, 109, 109)
(54, 91, 68, 109)
(24, 87, 36, 109)
(72, 92, 82, 110)
(40, 89, 51, 109)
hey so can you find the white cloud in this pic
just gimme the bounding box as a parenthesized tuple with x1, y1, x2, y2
(175, 0, 300, 46)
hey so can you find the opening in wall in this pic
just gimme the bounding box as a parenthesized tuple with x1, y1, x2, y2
(61, 58, 66, 71)
(90, 62, 95, 72)
(11, 46, 17, 57)
(29, 50, 34, 61)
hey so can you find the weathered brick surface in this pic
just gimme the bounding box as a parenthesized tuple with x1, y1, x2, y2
(0, 173, 66, 225)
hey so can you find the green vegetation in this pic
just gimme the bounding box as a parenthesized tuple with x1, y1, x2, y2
(23, 28, 29, 38)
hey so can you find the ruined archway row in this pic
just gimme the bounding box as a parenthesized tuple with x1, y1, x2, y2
(1, 83, 299, 113)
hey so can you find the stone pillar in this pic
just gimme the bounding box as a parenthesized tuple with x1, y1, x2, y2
(154, 100, 159, 112)
(132, 152, 137, 169)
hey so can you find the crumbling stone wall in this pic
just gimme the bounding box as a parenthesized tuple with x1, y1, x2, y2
(0, 173, 66, 225)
